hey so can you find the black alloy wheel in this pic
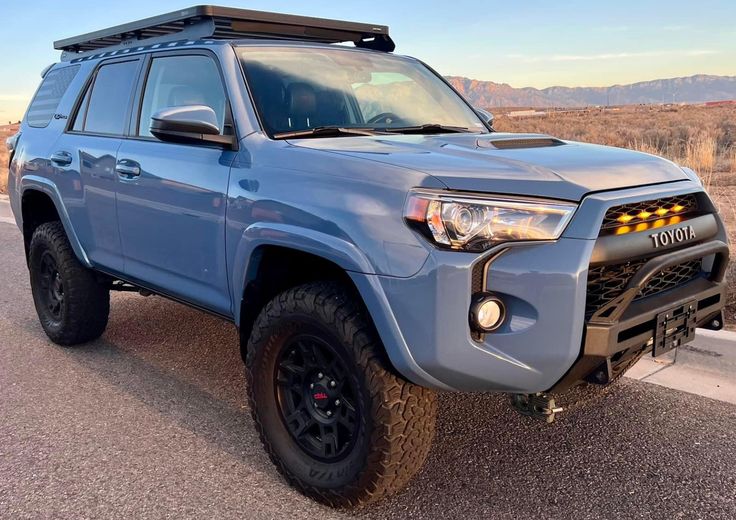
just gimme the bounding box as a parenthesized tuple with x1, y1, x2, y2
(275, 334, 360, 462)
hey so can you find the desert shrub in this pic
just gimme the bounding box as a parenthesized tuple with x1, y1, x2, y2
(495, 105, 736, 176)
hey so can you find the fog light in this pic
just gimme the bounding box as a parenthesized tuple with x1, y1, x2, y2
(470, 293, 506, 332)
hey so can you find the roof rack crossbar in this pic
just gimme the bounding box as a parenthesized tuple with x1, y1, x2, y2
(56, 5, 395, 61)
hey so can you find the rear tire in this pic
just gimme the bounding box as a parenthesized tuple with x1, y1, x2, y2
(246, 281, 437, 508)
(28, 221, 110, 345)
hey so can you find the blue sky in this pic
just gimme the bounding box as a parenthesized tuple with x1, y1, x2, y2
(1, 0, 734, 121)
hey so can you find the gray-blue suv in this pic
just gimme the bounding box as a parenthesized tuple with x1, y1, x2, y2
(6, 6, 729, 507)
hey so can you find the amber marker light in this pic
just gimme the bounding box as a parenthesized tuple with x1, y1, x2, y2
(613, 214, 685, 235)
(672, 204, 685, 213)
(638, 211, 652, 219)
(405, 196, 429, 223)
(656, 207, 669, 217)
(618, 214, 634, 224)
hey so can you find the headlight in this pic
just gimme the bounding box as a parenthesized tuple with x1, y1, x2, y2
(404, 190, 577, 251)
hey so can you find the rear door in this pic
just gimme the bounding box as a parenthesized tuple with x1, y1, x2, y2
(114, 51, 236, 316)
(52, 57, 142, 271)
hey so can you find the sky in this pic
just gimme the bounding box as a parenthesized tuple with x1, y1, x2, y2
(1, 0, 734, 122)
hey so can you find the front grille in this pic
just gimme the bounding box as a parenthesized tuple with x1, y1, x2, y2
(638, 259, 702, 298)
(600, 194, 698, 234)
(586, 258, 703, 318)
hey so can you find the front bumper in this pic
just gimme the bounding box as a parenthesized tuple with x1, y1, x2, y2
(551, 240, 728, 392)
(354, 181, 729, 393)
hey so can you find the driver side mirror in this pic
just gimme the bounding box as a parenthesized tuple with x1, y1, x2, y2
(150, 105, 236, 149)
(474, 107, 495, 130)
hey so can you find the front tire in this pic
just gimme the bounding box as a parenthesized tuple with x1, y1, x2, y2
(28, 221, 110, 345)
(246, 281, 437, 508)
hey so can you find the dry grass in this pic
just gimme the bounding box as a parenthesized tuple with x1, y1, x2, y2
(495, 104, 736, 180)
(497, 104, 736, 326)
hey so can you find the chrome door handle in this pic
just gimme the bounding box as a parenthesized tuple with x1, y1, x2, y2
(116, 159, 141, 178)
(50, 151, 72, 167)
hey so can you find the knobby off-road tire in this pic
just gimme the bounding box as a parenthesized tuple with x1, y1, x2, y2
(28, 221, 110, 345)
(246, 281, 437, 508)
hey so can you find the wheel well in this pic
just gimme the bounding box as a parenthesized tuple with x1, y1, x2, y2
(239, 246, 363, 349)
(21, 190, 61, 260)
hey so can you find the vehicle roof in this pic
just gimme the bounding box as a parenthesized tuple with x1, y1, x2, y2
(56, 5, 395, 62)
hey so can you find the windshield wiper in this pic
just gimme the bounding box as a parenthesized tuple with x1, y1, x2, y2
(381, 124, 475, 135)
(273, 126, 384, 139)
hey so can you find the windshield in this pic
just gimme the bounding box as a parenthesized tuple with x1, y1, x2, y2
(237, 46, 488, 137)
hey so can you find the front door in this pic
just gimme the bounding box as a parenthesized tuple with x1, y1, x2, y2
(115, 52, 236, 316)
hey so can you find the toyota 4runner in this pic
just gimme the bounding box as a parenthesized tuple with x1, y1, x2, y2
(6, 5, 729, 508)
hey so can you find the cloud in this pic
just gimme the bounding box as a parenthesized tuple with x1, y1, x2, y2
(507, 50, 719, 63)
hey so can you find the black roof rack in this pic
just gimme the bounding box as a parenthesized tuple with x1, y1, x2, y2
(54, 5, 395, 61)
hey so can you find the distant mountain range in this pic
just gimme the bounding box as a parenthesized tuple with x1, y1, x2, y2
(446, 74, 736, 108)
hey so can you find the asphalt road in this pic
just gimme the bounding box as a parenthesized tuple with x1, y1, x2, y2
(1, 220, 735, 520)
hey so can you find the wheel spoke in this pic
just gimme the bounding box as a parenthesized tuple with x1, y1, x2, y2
(309, 340, 329, 367)
(295, 340, 313, 364)
(321, 424, 339, 457)
(278, 360, 305, 379)
(338, 393, 356, 412)
(284, 408, 314, 438)
(275, 376, 302, 394)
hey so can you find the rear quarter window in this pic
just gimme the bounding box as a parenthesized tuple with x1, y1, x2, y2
(26, 65, 80, 128)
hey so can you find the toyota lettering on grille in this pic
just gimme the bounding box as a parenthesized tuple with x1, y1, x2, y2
(650, 225, 696, 248)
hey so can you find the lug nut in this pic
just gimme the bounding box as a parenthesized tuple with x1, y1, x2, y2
(318, 372, 324, 379)
(326, 410, 332, 417)
(310, 383, 314, 389)
(330, 381, 336, 388)
(335, 399, 341, 406)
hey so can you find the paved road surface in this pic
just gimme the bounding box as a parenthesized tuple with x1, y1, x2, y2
(1, 220, 735, 519)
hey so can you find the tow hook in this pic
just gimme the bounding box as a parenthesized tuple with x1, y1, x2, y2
(510, 393, 563, 423)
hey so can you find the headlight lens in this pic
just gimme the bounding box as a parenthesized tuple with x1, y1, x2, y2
(405, 191, 577, 251)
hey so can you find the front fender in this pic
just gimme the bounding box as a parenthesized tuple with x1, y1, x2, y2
(231, 222, 375, 323)
(20, 175, 92, 267)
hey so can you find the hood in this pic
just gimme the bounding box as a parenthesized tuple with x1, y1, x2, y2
(289, 132, 690, 201)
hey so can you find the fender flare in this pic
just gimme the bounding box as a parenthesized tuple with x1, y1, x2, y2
(231, 222, 374, 321)
(231, 222, 451, 390)
(20, 175, 92, 267)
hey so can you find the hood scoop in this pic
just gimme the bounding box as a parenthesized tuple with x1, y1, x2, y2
(477, 134, 566, 150)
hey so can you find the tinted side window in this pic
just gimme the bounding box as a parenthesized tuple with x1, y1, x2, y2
(83, 60, 139, 135)
(26, 65, 80, 128)
(71, 84, 92, 132)
(138, 55, 227, 137)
